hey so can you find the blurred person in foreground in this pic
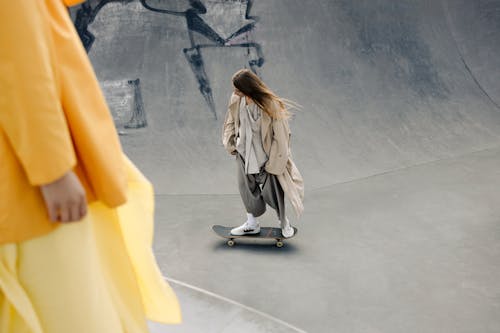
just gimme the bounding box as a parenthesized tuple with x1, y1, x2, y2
(0, 1, 181, 332)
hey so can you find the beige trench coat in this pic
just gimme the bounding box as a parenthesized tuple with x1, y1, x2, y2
(222, 93, 304, 217)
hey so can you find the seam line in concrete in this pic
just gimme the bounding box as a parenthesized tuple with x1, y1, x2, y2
(156, 145, 500, 197)
(164, 276, 308, 333)
(310, 145, 500, 192)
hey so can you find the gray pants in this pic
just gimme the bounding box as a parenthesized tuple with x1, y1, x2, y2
(237, 154, 286, 222)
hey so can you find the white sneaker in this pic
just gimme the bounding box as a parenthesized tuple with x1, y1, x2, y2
(230, 222, 261, 236)
(281, 218, 295, 238)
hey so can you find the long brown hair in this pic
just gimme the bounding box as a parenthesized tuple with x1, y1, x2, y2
(232, 69, 298, 119)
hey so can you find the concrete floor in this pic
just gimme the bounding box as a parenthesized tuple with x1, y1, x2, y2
(148, 279, 306, 333)
(149, 146, 500, 332)
(69, 0, 500, 331)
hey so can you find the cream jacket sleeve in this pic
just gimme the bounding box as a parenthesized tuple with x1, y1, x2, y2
(264, 117, 290, 175)
(222, 93, 239, 154)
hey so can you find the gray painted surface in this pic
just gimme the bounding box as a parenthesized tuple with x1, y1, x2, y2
(152, 148, 500, 333)
(85, 0, 500, 195)
(75, 0, 500, 332)
(148, 282, 300, 333)
(443, 0, 500, 108)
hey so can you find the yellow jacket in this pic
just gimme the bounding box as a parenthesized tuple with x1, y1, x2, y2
(0, 0, 127, 244)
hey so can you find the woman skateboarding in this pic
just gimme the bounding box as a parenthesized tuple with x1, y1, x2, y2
(222, 69, 304, 238)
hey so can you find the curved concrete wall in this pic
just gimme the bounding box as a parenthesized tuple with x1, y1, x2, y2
(75, 0, 500, 194)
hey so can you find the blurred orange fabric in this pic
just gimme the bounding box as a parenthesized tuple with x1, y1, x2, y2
(0, 0, 127, 243)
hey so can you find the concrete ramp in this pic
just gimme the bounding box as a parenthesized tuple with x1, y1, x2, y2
(443, 0, 500, 108)
(74, 0, 500, 195)
(70, 1, 500, 332)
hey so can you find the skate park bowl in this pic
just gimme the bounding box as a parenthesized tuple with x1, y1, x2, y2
(70, 0, 500, 332)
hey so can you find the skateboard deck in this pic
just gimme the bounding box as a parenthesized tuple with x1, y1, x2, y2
(212, 225, 297, 247)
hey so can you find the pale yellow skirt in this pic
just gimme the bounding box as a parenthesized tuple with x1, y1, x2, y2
(0, 158, 181, 332)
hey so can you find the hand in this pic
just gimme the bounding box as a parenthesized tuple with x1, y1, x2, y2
(40, 171, 87, 223)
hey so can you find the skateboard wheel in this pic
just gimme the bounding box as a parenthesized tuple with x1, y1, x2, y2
(276, 241, 284, 248)
(227, 240, 235, 247)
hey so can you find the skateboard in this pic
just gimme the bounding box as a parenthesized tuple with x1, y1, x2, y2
(212, 225, 297, 247)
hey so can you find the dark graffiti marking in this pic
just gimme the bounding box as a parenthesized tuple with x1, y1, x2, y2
(100, 78, 147, 132)
(73, 0, 264, 119)
(73, 0, 134, 52)
(125, 79, 147, 129)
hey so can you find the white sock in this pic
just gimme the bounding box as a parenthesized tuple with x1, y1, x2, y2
(246, 213, 258, 226)
(281, 217, 291, 229)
